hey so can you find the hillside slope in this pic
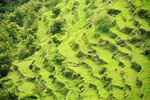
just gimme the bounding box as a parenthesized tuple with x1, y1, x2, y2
(0, 0, 150, 100)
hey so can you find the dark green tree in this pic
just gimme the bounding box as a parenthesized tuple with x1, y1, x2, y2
(50, 18, 64, 34)
(52, 8, 61, 18)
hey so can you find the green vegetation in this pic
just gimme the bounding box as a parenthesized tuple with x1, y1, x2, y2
(50, 18, 64, 35)
(0, 0, 150, 99)
(93, 11, 114, 32)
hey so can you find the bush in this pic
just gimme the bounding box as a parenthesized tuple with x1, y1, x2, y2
(93, 11, 114, 32)
(125, 84, 132, 91)
(0, 78, 18, 100)
(85, 0, 90, 5)
(107, 9, 121, 16)
(5, 22, 20, 43)
(0, 51, 12, 77)
(0, 65, 10, 78)
(10, 10, 24, 27)
(50, 18, 64, 35)
(109, 44, 117, 52)
(24, 17, 33, 29)
(0, 91, 18, 100)
(116, 39, 126, 47)
(70, 41, 79, 51)
(54, 53, 66, 65)
(18, 46, 30, 60)
(20, 94, 38, 100)
(99, 68, 106, 75)
(108, 32, 117, 39)
(24, 34, 35, 47)
(131, 62, 142, 72)
(119, 62, 125, 68)
(50, 36, 61, 46)
(136, 78, 143, 88)
(42, 15, 47, 22)
(18, 34, 40, 60)
(18, 44, 40, 60)
(52, 8, 61, 18)
(85, 10, 94, 19)
(76, 50, 85, 58)
(93, 32, 100, 39)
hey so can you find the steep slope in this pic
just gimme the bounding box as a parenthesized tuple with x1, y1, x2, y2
(0, 0, 150, 100)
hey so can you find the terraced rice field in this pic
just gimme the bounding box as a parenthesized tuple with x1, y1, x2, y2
(5, 0, 150, 99)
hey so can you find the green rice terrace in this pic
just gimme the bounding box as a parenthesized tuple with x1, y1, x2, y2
(0, 0, 150, 99)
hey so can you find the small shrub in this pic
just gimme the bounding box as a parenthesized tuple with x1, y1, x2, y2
(108, 32, 117, 39)
(73, 1, 80, 6)
(50, 36, 61, 46)
(76, 50, 85, 58)
(54, 53, 66, 65)
(50, 18, 64, 35)
(139, 93, 144, 98)
(18, 39, 40, 60)
(42, 15, 47, 22)
(107, 9, 121, 16)
(109, 44, 117, 52)
(10, 10, 24, 27)
(85, 10, 94, 19)
(93, 32, 100, 39)
(20, 94, 38, 100)
(136, 78, 143, 88)
(88, 48, 96, 53)
(119, 62, 125, 68)
(0, 79, 18, 100)
(52, 8, 61, 18)
(101, 76, 112, 84)
(125, 84, 132, 91)
(93, 11, 114, 32)
(129, 37, 142, 44)
(120, 71, 125, 77)
(70, 41, 79, 51)
(24, 18, 33, 29)
(117, 40, 127, 47)
(0, 90, 18, 100)
(131, 62, 142, 72)
(63, 71, 74, 79)
(143, 50, 150, 57)
(99, 68, 106, 75)
(44, 61, 55, 72)
(85, 0, 90, 5)
(88, 3, 97, 10)
(18, 47, 30, 60)
(0, 65, 10, 78)
(122, 27, 133, 34)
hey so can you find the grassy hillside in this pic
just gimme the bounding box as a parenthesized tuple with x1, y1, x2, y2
(0, 0, 150, 99)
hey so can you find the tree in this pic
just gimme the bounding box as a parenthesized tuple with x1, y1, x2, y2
(0, 31, 9, 43)
(5, 22, 20, 43)
(0, 0, 29, 13)
(0, 49, 12, 78)
(93, 11, 114, 32)
(24, 34, 35, 47)
(52, 8, 61, 18)
(0, 28, 12, 78)
(0, 78, 18, 99)
(18, 34, 40, 60)
(17, 46, 29, 60)
(50, 18, 64, 34)
(10, 10, 24, 26)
